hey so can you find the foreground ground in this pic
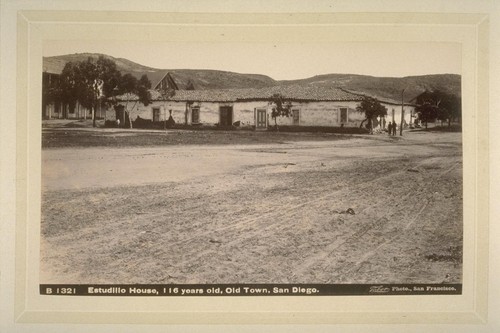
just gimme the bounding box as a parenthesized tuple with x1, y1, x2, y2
(40, 127, 463, 284)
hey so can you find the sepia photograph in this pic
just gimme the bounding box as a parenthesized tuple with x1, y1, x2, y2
(39, 40, 463, 295)
(2, 1, 497, 329)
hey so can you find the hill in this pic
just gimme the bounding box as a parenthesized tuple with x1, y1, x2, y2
(43, 53, 277, 90)
(43, 53, 460, 102)
(280, 73, 461, 102)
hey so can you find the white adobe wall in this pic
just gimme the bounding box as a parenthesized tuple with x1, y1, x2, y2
(128, 101, 157, 121)
(190, 101, 270, 127)
(162, 101, 188, 124)
(269, 100, 364, 127)
(184, 100, 368, 128)
(106, 99, 408, 129)
(108, 100, 233, 126)
(382, 103, 415, 127)
(198, 102, 221, 125)
(405, 105, 416, 124)
(130, 101, 186, 124)
(188, 101, 271, 127)
(234, 101, 270, 127)
(106, 101, 188, 124)
(104, 105, 116, 121)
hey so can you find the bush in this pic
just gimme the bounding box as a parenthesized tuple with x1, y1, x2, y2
(423, 124, 462, 132)
(132, 117, 166, 129)
(104, 120, 117, 128)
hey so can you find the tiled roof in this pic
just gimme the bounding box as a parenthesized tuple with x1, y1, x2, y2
(116, 85, 363, 103)
(114, 90, 163, 101)
(340, 88, 416, 106)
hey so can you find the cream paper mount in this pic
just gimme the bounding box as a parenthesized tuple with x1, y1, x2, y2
(12, 10, 489, 324)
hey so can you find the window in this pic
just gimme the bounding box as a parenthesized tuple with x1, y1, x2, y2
(340, 107, 348, 123)
(292, 109, 300, 125)
(153, 108, 160, 122)
(192, 106, 200, 124)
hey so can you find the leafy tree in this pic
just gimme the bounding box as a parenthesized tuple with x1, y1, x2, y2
(74, 58, 100, 125)
(356, 97, 387, 134)
(96, 56, 121, 99)
(268, 93, 292, 131)
(42, 74, 61, 118)
(57, 56, 122, 127)
(58, 62, 81, 116)
(438, 92, 461, 127)
(137, 74, 152, 104)
(415, 102, 437, 129)
(55, 56, 151, 128)
(436, 104, 449, 126)
(115, 73, 152, 128)
(415, 90, 461, 128)
(449, 96, 461, 126)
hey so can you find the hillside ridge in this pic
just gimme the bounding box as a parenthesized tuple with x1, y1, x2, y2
(43, 53, 461, 102)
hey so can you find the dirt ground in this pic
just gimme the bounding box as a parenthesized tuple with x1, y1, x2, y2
(40, 128, 463, 284)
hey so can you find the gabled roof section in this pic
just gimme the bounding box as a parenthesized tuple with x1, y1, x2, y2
(154, 72, 179, 91)
(408, 90, 432, 104)
(115, 90, 163, 101)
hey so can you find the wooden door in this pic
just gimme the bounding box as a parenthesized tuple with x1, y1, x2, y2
(256, 109, 267, 129)
(220, 106, 233, 126)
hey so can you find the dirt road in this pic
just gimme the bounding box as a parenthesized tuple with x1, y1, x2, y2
(41, 131, 463, 284)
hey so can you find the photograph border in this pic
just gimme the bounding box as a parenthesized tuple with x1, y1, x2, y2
(1, 2, 493, 328)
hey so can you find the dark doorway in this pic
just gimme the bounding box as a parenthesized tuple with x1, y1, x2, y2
(219, 106, 233, 127)
(114, 105, 130, 127)
(153, 108, 161, 122)
(340, 107, 348, 123)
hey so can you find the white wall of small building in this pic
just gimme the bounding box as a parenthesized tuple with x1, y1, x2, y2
(110, 100, 271, 127)
(107, 99, 383, 128)
(158, 101, 187, 124)
(107, 101, 187, 124)
(380, 103, 416, 128)
(188, 100, 270, 127)
(234, 101, 270, 126)
(234, 100, 365, 128)
(284, 101, 363, 127)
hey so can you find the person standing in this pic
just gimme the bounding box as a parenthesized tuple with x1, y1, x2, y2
(392, 121, 397, 136)
(387, 121, 392, 136)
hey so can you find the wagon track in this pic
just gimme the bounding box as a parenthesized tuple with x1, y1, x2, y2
(133, 164, 403, 256)
(155, 154, 453, 276)
(41, 132, 463, 284)
(324, 161, 461, 283)
(292, 184, 417, 279)
(292, 158, 460, 282)
(324, 200, 430, 283)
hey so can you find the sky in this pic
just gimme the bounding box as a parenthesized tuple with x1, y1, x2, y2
(44, 40, 461, 80)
